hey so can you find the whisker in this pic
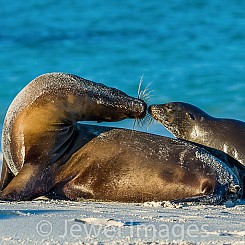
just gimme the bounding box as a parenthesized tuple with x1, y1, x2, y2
(147, 117, 155, 127)
(137, 75, 144, 99)
(141, 93, 153, 101)
(141, 89, 154, 100)
(134, 113, 155, 130)
(141, 81, 153, 96)
(142, 89, 154, 98)
(134, 75, 155, 130)
(138, 78, 154, 103)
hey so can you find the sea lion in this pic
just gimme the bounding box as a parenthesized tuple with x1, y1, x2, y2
(48, 124, 240, 204)
(0, 72, 146, 200)
(148, 102, 245, 196)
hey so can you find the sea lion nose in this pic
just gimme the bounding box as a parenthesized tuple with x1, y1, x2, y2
(147, 105, 163, 115)
(136, 99, 147, 119)
(127, 99, 147, 119)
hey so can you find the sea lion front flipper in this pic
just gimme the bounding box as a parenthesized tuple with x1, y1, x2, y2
(0, 163, 50, 201)
(0, 158, 14, 191)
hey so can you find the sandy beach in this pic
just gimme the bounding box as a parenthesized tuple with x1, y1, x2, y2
(0, 197, 244, 244)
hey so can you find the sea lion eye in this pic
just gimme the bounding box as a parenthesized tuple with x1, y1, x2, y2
(187, 113, 195, 120)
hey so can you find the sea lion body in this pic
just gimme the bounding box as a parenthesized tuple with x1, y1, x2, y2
(49, 124, 240, 204)
(148, 102, 245, 196)
(0, 73, 146, 200)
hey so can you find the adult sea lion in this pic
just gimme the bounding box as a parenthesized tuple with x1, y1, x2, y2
(49, 124, 240, 204)
(0, 72, 146, 200)
(148, 102, 245, 196)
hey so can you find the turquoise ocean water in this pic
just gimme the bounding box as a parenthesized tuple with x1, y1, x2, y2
(0, 1, 244, 140)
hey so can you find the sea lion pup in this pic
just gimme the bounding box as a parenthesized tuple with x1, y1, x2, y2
(148, 102, 245, 196)
(0, 72, 146, 200)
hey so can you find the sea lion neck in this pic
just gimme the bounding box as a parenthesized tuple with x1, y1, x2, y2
(1, 73, 147, 178)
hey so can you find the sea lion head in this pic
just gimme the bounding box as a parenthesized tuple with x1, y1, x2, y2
(84, 83, 147, 123)
(148, 102, 212, 141)
(50, 73, 148, 123)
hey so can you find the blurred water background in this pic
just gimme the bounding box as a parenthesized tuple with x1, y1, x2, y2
(0, 0, 244, 143)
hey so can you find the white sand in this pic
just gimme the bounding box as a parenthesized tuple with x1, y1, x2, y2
(0, 199, 244, 244)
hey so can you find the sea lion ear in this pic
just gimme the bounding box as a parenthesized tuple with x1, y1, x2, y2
(187, 112, 195, 120)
